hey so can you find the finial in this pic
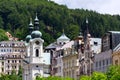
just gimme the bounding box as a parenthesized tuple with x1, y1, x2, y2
(29, 17, 33, 26)
(62, 29, 64, 34)
(35, 12, 39, 21)
(86, 18, 88, 24)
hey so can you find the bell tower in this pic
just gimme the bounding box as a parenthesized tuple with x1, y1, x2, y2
(23, 13, 50, 80)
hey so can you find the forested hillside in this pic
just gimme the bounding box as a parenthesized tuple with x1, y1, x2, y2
(0, 0, 120, 45)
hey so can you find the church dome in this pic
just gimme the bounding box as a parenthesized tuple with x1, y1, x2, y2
(31, 30, 42, 39)
(26, 35, 32, 43)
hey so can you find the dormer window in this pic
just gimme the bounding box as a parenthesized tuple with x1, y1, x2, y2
(36, 49, 39, 57)
(59, 42, 61, 45)
(94, 41, 98, 46)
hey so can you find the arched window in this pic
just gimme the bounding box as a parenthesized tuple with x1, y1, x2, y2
(36, 49, 39, 57)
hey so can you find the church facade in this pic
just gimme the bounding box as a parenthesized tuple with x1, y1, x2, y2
(22, 14, 50, 80)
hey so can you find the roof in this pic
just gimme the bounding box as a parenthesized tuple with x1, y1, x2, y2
(61, 41, 74, 49)
(108, 31, 120, 34)
(57, 33, 70, 41)
(45, 42, 58, 49)
(114, 43, 120, 51)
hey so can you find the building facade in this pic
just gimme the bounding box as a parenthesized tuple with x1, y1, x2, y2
(94, 50, 112, 73)
(112, 43, 120, 65)
(62, 41, 79, 79)
(102, 31, 120, 52)
(93, 31, 120, 73)
(0, 41, 25, 74)
(45, 31, 70, 76)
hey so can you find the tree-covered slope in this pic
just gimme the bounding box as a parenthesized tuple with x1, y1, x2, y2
(0, 0, 120, 45)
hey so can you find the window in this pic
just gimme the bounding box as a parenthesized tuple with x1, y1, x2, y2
(36, 65, 38, 67)
(59, 42, 61, 45)
(12, 60, 14, 63)
(10, 49, 11, 52)
(2, 62, 4, 65)
(106, 59, 108, 65)
(2, 57, 4, 60)
(2, 68, 4, 72)
(99, 61, 101, 67)
(8, 65, 9, 69)
(1, 49, 3, 52)
(8, 60, 10, 63)
(36, 49, 39, 57)
(96, 62, 98, 67)
(115, 60, 118, 65)
(19, 55, 21, 58)
(94, 41, 98, 46)
(103, 60, 105, 66)
(15, 66, 16, 69)
(19, 60, 21, 63)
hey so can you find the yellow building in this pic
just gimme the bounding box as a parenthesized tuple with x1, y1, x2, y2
(63, 48, 79, 79)
(112, 44, 120, 65)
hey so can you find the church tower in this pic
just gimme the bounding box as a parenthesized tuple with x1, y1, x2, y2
(79, 18, 93, 76)
(23, 13, 50, 80)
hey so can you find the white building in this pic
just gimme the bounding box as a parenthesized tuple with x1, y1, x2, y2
(45, 31, 70, 76)
(90, 38, 101, 54)
(22, 14, 50, 80)
(93, 50, 112, 73)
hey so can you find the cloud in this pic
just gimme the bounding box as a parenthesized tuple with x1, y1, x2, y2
(51, 0, 120, 15)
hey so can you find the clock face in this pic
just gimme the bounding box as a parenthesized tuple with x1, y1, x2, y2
(35, 41, 40, 45)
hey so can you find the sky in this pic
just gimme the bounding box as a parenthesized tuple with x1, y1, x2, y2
(51, 0, 120, 15)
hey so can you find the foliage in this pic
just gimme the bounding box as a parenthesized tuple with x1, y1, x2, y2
(35, 76, 73, 80)
(91, 72, 107, 80)
(0, 0, 120, 45)
(0, 67, 22, 80)
(1, 65, 120, 80)
(80, 75, 90, 80)
(0, 29, 8, 41)
(80, 65, 120, 80)
(106, 65, 120, 80)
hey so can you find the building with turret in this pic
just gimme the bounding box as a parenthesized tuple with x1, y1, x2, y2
(45, 30, 70, 76)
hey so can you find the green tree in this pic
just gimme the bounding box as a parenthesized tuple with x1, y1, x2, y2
(106, 65, 120, 80)
(80, 75, 90, 80)
(91, 72, 107, 80)
(0, 29, 8, 41)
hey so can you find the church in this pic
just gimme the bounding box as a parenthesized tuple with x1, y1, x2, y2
(22, 14, 50, 80)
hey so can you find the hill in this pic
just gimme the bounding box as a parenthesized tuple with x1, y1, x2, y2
(0, 0, 120, 46)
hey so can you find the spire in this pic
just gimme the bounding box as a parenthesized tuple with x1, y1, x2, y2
(29, 18, 33, 26)
(85, 18, 90, 35)
(62, 29, 64, 35)
(79, 31, 83, 38)
(78, 24, 83, 38)
(34, 12, 39, 30)
(86, 18, 88, 24)
(86, 18, 91, 37)
(29, 18, 33, 34)
(35, 13, 39, 21)
(84, 18, 90, 44)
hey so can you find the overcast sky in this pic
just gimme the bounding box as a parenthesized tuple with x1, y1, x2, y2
(51, 0, 120, 15)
